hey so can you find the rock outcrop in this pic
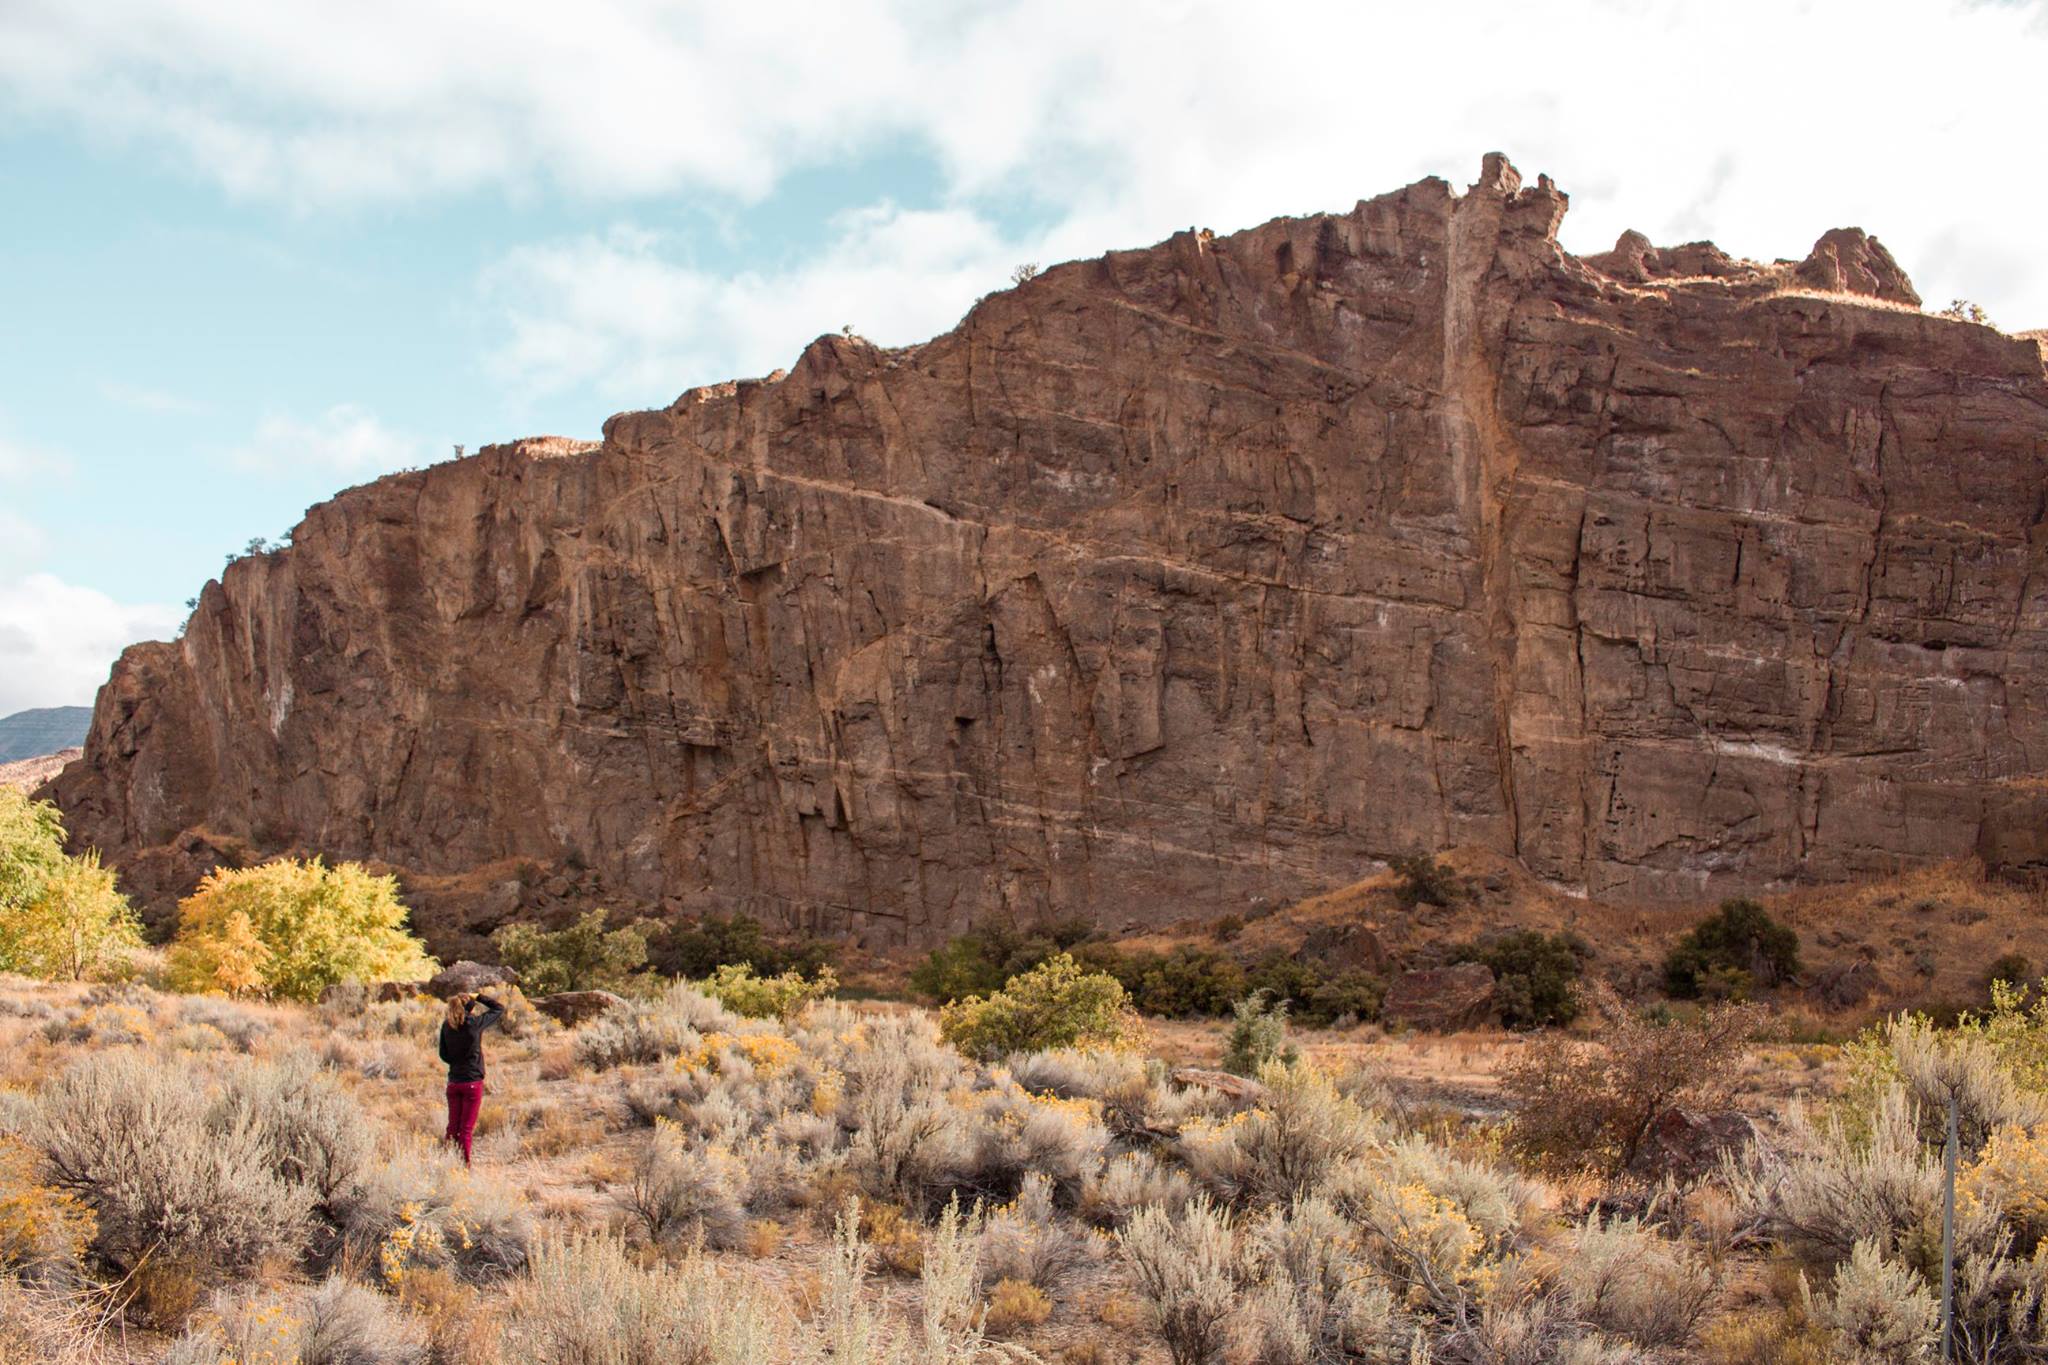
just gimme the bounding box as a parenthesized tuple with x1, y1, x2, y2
(47, 156, 2048, 953)
(1382, 964, 1499, 1033)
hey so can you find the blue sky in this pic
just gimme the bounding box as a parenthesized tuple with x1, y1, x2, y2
(3, 0, 2046, 714)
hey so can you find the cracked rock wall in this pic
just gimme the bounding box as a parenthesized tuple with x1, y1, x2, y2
(48, 158, 2048, 946)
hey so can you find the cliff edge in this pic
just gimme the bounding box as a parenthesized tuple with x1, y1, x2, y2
(48, 156, 2048, 951)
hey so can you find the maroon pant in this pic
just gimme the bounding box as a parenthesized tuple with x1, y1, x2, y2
(445, 1081, 484, 1164)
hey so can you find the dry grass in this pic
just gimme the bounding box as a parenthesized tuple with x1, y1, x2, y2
(0, 921, 2042, 1364)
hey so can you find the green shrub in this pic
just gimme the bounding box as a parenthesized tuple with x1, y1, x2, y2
(909, 920, 1094, 1004)
(1242, 955, 1386, 1027)
(1221, 993, 1297, 1076)
(649, 913, 834, 981)
(1988, 953, 2035, 990)
(167, 858, 436, 1002)
(909, 933, 1020, 1004)
(1112, 947, 1245, 1018)
(1452, 930, 1587, 1029)
(492, 908, 650, 995)
(1243, 953, 1318, 1009)
(938, 954, 1139, 1061)
(1390, 854, 1457, 909)
(918, 931, 1383, 1026)
(1663, 899, 1801, 999)
(698, 963, 836, 1020)
(1300, 970, 1386, 1027)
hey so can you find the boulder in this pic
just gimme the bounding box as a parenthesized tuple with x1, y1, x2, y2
(1382, 963, 1496, 1032)
(1300, 922, 1389, 975)
(532, 990, 629, 1027)
(1170, 1067, 1268, 1106)
(424, 960, 520, 999)
(1809, 959, 1888, 1011)
(1629, 1108, 1763, 1183)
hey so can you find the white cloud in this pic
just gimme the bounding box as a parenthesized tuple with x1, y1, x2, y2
(98, 381, 212, 416)
(227, 403, 428, 476)
(482, 204, 1020, 399)
(6, 0, 2048, 376)
(0, 0, 924, 206)
(0, 432, 70, 483)
(0, 572, 180, 713)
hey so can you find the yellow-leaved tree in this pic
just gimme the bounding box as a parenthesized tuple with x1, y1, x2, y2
(0, 790, 142, 981)
(168, 858, 436, 1001)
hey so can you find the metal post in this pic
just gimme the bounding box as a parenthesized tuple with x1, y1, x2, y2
(1940, 1090, 1957, 1362)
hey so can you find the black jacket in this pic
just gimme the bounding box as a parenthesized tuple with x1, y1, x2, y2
(438, 995, 505, 1083)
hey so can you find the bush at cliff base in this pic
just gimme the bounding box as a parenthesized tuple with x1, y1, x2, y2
(168, 858, 437, 1002)
(0, 790, 143, 982)
(938, 952, 1140, 1061)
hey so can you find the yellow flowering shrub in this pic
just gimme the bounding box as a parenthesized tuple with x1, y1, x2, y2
(939, 954, 1140, 1061)
(699, 963, 837, 1020)
(168, 857, 436, 1002)
(0, 1136, 93, 1274)
(1962, 1122, 2048, 1239)
(678, 1031, 803, 1078)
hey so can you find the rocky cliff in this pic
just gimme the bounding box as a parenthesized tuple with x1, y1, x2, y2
(48, 156, 2048, 950)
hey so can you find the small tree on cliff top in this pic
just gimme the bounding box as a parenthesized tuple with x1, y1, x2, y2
(169, 857, 436, 1001)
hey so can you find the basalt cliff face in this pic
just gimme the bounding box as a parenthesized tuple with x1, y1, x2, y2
(49, 157, 2048, 951)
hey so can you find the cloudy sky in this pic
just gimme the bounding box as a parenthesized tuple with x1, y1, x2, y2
(2, 0, 2044, 715)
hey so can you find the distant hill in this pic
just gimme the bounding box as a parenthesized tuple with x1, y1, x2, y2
(0, 748, 80, 794)
(0, 707, 91, 763)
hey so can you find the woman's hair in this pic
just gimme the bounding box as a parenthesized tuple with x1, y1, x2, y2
(444, 993, 472, 1030)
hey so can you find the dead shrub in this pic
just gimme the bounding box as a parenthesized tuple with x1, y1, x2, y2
(1504, 1003, 1762, 1173)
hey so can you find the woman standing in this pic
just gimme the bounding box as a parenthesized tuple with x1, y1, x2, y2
(438, 991, 504, 1165)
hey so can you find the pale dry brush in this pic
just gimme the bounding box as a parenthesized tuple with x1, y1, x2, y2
(1550, 1214, 1718, 1348)
(619, 1121, 749, 1250)
(165, 1277, 431, 1365)
(501, 1231, 784, 1364)
(1179, 1063, 1382, 1206)
(1729, 1088, 1941, 1265)
(338, 1142, 533, 1283)
(1808, 1239, 1937, 1364)
(977, 1173, 1093, 1292)
(1237, 1193, 1400, 1364)
(1886, 1017, 2048, 1156)
(1118, 1198, 1240, 1365)
(1077, 1149, 1195, 1228)
(26, 1050, 312, 1273)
